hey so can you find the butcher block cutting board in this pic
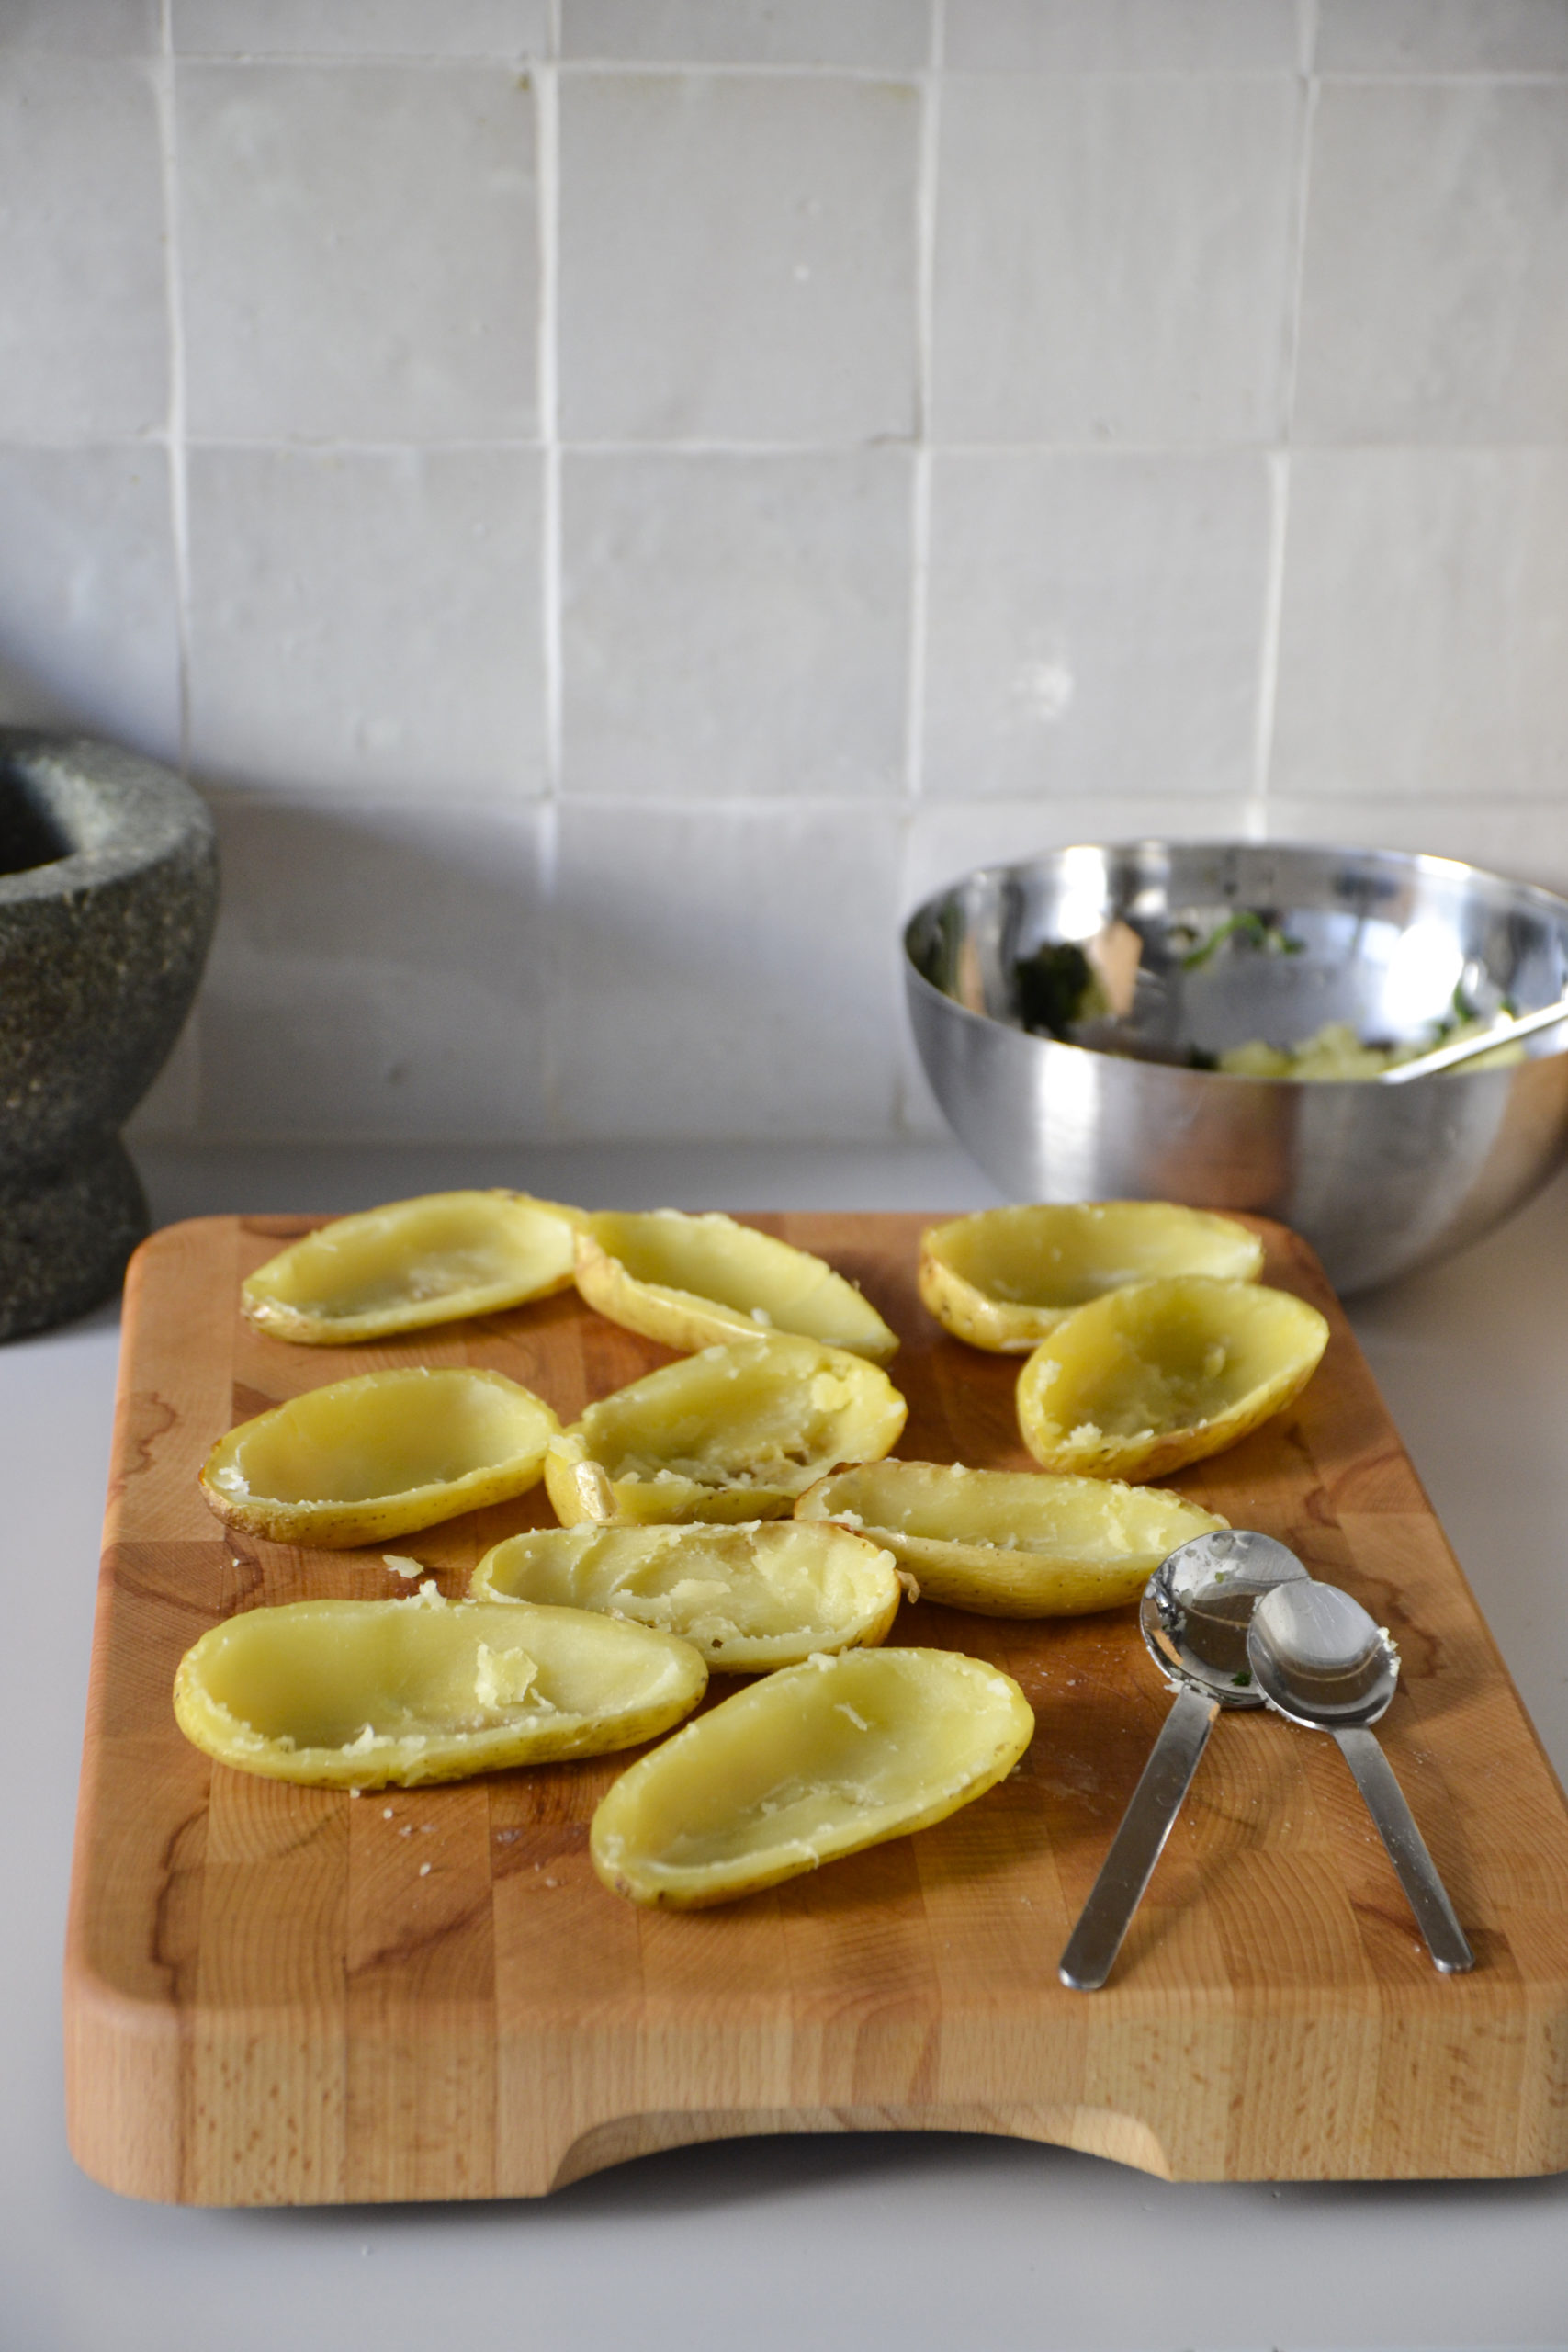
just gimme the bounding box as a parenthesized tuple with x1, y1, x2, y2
(66, 1211, 1568, 2203)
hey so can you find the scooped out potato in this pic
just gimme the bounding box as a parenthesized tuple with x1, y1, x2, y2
(795, 1458, 1230, 1617)
(241, 1190, 585, 1345)
(471, 1518, 902, 1670)
(591, 1645, 1033, 1907)
(199, 1365, 559, 1548)
(544, 1336, 907, 1527)
(920, 1202, 1265, 1352)
(574, 1209, 897, 1363)
(174, 1595, 706, 1788)
(1016, 1276, 1329, 1482)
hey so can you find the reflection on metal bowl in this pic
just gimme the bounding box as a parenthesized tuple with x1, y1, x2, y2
(904, 842, 1568, 1295)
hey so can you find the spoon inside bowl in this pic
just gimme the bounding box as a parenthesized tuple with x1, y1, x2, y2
(1380, 993, 1568, 1084)
(1058, 1530, 1308, 1991)
(1247, 1581, 1474, 1973)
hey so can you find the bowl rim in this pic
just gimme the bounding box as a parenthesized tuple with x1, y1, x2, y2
(902, 836, 1568, 1091)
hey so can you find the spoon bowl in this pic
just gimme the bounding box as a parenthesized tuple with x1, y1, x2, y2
(1247, 1579, 1399, 1728)
(1143, 1528, 1311, 1702)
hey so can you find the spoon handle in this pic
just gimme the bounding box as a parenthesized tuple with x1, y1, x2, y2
(1059, 1683, 1220, 1991)
(1333, 1726, 1475, 1973)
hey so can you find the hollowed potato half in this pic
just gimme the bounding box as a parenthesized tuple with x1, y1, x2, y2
(200, 1365, 560, 1548)
(920, 1203, 1265, 1352)
(591, 1645, 1033, 1907)
(545, 1336, 908, 1527)
(174, 1596, 706, 1788)
(574, 1210, 897, 1363)
(795, 1458, 1229, 1617)
(1016, 1276, 1329, 1482)
(242, 1190, 585, 1344)
(471, 1519, 902, 1670)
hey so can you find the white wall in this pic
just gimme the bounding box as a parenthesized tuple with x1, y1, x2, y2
(5, 0, 1568, 1146)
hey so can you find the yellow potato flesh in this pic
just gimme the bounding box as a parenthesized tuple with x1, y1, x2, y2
(919, 1203, 1265, 1352)
(471, 1519, 901, 1669)
(241, 1191, 583, 1344)
(575, 1210, 897, 1363)
(795, 1458, 1229, 1616)
(174, 1596, 706, 1788)
(1016, 1277, 1329, 1481)
(200, 1366, 559, 1547)
(591, 1646, 1033, 1907)
(544, 1336, 908, 1526)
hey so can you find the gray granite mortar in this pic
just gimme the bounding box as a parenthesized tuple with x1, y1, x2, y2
(0, 731, 218, 1340)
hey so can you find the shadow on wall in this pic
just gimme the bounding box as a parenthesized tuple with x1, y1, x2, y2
(189, 793, 552, 1144)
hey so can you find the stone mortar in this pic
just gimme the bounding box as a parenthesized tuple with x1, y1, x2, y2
(0, 731, 219, 1340)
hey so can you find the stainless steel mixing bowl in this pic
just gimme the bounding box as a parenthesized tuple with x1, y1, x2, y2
(904, 841, 1568, 1293)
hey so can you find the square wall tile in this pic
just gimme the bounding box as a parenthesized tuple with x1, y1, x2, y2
(1263, 797, 1568, 903)
(186, 447, 547, 797)
(197, 795, 552, 1141)
(1270, 452, 1568, 804)
(0, 1, 159, 51)
(1295, 83, 1568, 444)
(1315, 1, 1568, 74)
(0, 447, 179, 760)
(562, 0, 932, 67)
(921, 452, 1271, 803)
(561, 451, 911, 798)
(897, 793, 1252, 1136)
(932, 74, 1301, 445)
(559, 71, 919, 442)
(553, 801, 905, 1141)
(173, 0, 550, 52)
(0, 58, 166, 438)
(945, 0, 1300, 73)
(177, 62, 537, 442)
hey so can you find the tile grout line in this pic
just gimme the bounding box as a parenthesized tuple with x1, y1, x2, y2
(154, 6, 193, 777)
(155, 0, 205, 1142)
(1250, 3, 1320, 841)
(536, 7, 565, 1136)
(892, 0, 943, 1137)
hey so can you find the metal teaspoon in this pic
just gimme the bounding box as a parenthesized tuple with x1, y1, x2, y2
(1058, 1530, 1310, 1992)
(1247, 1581, 1474, 1974)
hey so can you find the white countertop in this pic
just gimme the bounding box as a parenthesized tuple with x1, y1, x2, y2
(8, 1141, 1568, 2352)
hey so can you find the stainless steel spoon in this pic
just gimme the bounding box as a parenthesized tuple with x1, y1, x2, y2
(1059, 1530, 1309, 1991)
(1380, 993, 1568, 1082)
(1247, 1581, 1474, 1973)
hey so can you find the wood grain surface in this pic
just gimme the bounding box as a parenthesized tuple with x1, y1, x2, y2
(65, 1211, 1568, 2203)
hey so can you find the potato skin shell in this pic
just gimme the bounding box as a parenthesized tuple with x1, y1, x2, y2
(919, 1204, 1266, 1354)
(1014, 1278, 1329, 1481)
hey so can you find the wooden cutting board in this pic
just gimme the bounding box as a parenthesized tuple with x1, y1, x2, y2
(65, 1211, 1568, 2204)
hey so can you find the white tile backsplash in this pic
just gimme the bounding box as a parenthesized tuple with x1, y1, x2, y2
(0, 0, 159, 51)
(8, 4, 1568, 1152)
(559, 69, 919, 443)
(177, 61, 538, 442)
(1271, 451, 1568, 804)
(1295, 81, 1568, 445)
(552, 801, 906, 1140)
(932, 73, 1303, 446)
(197, 795, 553, 1141)
(0, 447, 180, 757)
(172, 0, 551, 54)
(944, 0, 1301, 74)
(921, 452, 1271, 802)
(186, 447, 547, 797)
(561, 0, 932, 68)
(1314, 1, 1568, 74)
(561, 451, 911, 798)
(0, 57, 166, 439)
